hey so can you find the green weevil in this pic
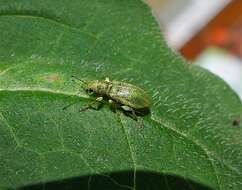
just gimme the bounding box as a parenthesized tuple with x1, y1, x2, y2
(65, 76, 151, 121)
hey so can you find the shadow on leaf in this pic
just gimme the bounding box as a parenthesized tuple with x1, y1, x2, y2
(16, 170, 214, 190)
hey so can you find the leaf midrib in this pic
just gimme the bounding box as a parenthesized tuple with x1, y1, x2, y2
(0, 88, 88, 98)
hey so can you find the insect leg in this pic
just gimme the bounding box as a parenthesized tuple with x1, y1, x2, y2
(108, 99, 118, 113)
(108, 99, 113, 105)
(121, 105, 143, 128)
(121, 106, 138, 121)
(62, 89, 84, 110)
(105, 77, 110, 82)
(63, 99, 81, 110)
(80, 97, 103, 112)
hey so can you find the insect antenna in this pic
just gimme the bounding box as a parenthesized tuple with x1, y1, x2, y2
(63, 76, 87, 110)
(71, 75, 87, 84)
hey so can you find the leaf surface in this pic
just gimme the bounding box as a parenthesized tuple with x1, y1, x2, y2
(0, 0, 242, 189)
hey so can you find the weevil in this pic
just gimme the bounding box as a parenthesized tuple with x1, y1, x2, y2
(64, 76, 151, 122)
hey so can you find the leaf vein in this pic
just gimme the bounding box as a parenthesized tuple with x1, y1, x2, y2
(0, 111, 20, 147)
(119, 116, 137, 190)
(151, 116, 242, 189)
(0, 14, 96, 39)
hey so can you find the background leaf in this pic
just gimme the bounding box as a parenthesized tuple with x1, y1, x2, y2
(0, 0, 242, 189)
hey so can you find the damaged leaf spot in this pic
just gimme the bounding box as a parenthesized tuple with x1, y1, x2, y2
(41, 74, 61, 82)
(232, 117, 240, 127)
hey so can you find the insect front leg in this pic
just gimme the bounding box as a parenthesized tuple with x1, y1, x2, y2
(63, 90, 85, 110)
(105, 77, 110, 82)
(80, 97, 103, 112)
(108, 99, 119, 113)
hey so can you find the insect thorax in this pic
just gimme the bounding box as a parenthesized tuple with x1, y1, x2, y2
(87, 80, 111, 96)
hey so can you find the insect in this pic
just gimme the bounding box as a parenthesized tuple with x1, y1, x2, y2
(64, 76, 151, 122)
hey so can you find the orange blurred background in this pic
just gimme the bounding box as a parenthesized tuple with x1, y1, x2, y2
(146, 0, 242, 100)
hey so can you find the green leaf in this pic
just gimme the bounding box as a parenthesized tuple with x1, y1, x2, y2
(0, 0, 242, 189)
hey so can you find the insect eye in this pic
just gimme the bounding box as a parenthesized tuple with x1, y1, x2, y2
(87, 89, 94, 94)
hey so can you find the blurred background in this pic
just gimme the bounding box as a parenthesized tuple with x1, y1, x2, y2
(146, 0, 242, 100)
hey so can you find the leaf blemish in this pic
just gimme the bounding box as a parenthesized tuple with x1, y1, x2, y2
(232, 117, 240, 127)
(41, 74, 61, 82)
